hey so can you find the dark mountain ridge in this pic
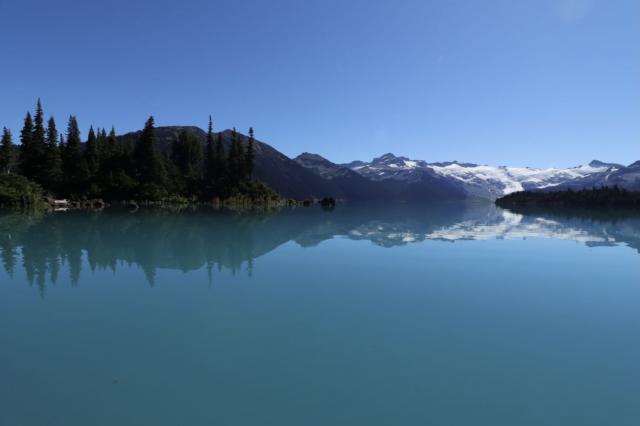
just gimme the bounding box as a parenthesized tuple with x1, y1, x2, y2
(117, 127, 467, 202)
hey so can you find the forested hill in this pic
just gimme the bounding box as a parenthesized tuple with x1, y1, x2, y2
(0, 100, 278, 206)
(117, 126, 338, 200)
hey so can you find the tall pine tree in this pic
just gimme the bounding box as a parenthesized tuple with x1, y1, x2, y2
(107, 127, 118, 157)
(0, 127, 17, 175)
(85, 125, 100, 177)
(246, 127, 255, 179)
(19, 112, 34, 177)
(31, 99, 47, 183)
(97, 128, 108, 160)
(62, 115, 88, 195)
(43, 117, 62, 190)
(205, 115, 215, 184)
(227, 128, 243, 184)
(134, 116, 166, 187)
(214, 132, 226, 182)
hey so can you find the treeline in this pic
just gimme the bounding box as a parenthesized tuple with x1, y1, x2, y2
(496, 187, 640, 209)
(0, 100, 275, 204)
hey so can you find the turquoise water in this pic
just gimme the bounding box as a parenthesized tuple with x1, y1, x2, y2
(1, 204, 640, 425)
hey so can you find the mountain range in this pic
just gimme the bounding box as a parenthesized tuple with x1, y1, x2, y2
(119, 126, 640, 202)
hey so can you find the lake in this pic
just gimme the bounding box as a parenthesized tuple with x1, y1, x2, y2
(1, 203, 640, 425)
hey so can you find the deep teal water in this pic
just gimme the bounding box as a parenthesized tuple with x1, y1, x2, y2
(1, 204, 640, 425)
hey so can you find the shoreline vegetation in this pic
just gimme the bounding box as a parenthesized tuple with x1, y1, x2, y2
(496, 187, 640, 212)
(0, 100, 331, 211)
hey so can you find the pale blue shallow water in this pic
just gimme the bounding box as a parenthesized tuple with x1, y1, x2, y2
(1, 204, 640, 425)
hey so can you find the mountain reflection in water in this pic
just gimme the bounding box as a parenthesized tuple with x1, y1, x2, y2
(1, 203, 639, 292)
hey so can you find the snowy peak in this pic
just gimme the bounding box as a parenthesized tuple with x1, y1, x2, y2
(342, 154, 620, 199)
(589, 160, 623, 169)
(427, 162, 613, 199)
(343, 153, 435, 183)
(370, 153, 426, 169)
(372, 153, 398, 163)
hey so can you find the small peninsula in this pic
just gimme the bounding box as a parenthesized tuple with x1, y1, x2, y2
(0, 100, 280, 209)
(496, 187, 640, 211)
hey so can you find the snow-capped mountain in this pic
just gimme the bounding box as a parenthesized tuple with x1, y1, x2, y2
(427, 161, 614, 199)
(344, 153, 435, 183)
(340, 153, 620, 199)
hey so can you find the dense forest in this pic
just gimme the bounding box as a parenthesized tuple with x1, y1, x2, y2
(0, 100, 278, 207)
(496, 187, 640, 210)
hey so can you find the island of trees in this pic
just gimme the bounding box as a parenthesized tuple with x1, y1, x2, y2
(496, 187, 640, 211)
(0, 100, 279, 208)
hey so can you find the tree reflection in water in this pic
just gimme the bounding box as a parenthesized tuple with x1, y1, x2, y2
(2, 203, 640, 296)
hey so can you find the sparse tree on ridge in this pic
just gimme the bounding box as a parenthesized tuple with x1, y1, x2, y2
(227, 127, 244, 183)
(214, 132, 226, 183)
(205, 115, 215, 184)
(246, 127, 255, 179)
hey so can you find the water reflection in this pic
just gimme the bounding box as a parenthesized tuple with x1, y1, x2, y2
(2, 203, 639, 292)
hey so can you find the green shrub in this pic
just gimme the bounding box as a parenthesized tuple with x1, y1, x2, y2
(0, 174, 44, 207)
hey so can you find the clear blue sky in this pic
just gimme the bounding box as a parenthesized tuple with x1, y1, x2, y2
(1, 0, 638, 167)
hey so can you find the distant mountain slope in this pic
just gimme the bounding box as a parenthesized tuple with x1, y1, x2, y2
(296, 153, 467, 201)
(294, 153, 386, 201)
(551, 161, 640, 192)
(342, 153, 618, 199)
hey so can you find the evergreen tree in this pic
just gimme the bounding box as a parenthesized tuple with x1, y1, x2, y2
(214, 132, 226, 181)
(19, 100, 48, 183)
(98, 127, 116, 181)
(227, 128, 246, 183)
(97, 128, 108, 159)
(43, 117, 62, 190)
(0, 127, 17, 175)
(32, 100, 46, 148)
(19, 112, 34, 176)
(46, 117, 58, 146)
(85, 125, 100, 177)
(205, 115, 215, 184)
(246, 127, 255, 178)
(30, 99, 47, 183)
(62, 115, 88, 195)
(134, 116, 167, 188)
(107, 127, 117, 155)
(172, 130, 203, 181)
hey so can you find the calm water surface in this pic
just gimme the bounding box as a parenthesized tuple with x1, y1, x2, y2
(1, 203, 639, 425)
